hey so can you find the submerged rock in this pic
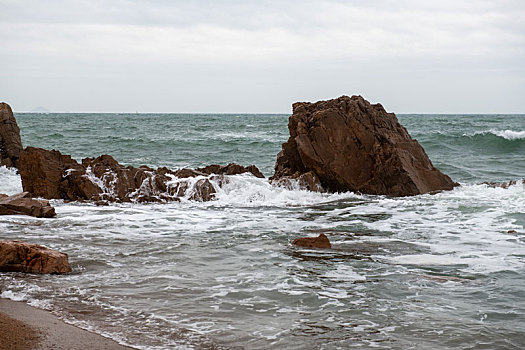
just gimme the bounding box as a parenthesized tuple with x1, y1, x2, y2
(271, 95, 457, 196)
(292, 233, 332, 249)
(482, 180, 521, 189)
(0, 240, 71, 274)
(0, 102, 23, 168)
(18, 147, 262, 203)
(0, 192, 56, 218)
(272, 171, 324, 192)
(418, 274, 466, 283)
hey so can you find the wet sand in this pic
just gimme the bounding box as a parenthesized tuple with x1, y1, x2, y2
(0, 298, 134, 350)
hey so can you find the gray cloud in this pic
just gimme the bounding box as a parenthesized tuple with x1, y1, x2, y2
(0, 0, 524, 112)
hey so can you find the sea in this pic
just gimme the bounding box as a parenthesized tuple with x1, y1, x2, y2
(0, 113, 524, 349)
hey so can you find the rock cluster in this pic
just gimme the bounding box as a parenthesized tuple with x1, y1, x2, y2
(0, 192, 56, 218)
(5, 96, 459, 202)
(0, 102, 23, 168)
(271, 95, 457, 196)
(18, 147, 263, 203)
(0, 240, 72, 274)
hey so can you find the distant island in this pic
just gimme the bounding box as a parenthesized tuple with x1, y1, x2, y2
(29, 106, 51, 113)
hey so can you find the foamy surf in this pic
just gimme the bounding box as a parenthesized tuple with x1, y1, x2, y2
(0, 166, 23, 195)
(2, 112, 525, 350)
(210, 173, 358, 207)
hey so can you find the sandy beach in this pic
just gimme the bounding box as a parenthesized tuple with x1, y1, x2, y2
(0, 298, 133, 350)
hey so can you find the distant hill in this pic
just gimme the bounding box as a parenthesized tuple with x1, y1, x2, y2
(30, 106, 51, 113)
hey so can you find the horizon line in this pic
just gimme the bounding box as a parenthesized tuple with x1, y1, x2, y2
(14, 111, 525, 115)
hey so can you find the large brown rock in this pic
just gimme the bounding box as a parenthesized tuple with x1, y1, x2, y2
(271, 95, 457, 196)
(0, 192, 56, 218)
(18, 147, 263, 203)
(0, 240, 72, 274)
(18, 147, 89, 199)
(0, 102, 23, 168)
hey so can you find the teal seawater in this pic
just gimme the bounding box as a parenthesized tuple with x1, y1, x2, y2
(399, 114, 525, 182)
(15, 113, 525, 181)
(16, 113, 288, 176)
(0, 113, 524, 350)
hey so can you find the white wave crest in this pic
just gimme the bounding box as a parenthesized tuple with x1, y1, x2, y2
(0, 166, 23, 195)
(467, 129, 525, 140)
(489, 129, 525, 140)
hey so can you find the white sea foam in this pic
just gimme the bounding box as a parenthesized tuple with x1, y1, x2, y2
(323, 265, 366, 282)
(0, 166, 23, 195)
(3, 167, 525, 349)
(1, 289, 28, 301)
(83, 166, 105, 191)
(388, 254, 466, 266)
(1, 280, 52, 310)
(210, 173, 356, 207)
(83, 165, 119, 197)
(351, 182, 525, 274)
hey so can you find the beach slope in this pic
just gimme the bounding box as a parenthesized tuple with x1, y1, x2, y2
(0, 298, 133, 350)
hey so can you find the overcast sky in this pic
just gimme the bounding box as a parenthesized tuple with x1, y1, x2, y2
(1, 0, 524, 113)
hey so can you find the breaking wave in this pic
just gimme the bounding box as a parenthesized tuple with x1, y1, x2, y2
(466, 129, 525, 141)
(0, 166, 22, 195)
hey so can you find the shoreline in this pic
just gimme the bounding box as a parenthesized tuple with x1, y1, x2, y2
(0, 298, 134, 350)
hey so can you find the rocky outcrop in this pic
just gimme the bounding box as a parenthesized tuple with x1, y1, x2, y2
(292, 233, 332, 249)
(271, 95, 457, 196)
(0, 240, 72, 274)
(18, 147, 263, 203)
(169, 163, 265, 180)
(18, 147, 87, 199)
(482, 180, 521, 189)
(0, 192, 56, 218)
(196, 163, 265, 178)
(0, 102, 23, 168)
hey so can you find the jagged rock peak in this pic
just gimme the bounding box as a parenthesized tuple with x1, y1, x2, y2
(0, 102, 23, 168)
(271, 95, 457, 196)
